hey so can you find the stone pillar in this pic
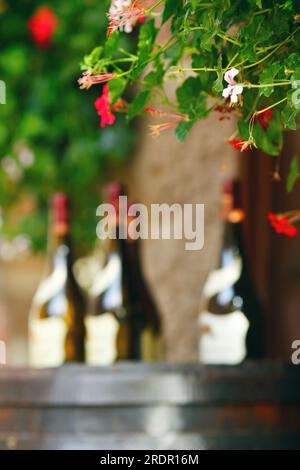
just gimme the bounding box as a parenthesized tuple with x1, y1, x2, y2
(126, 113, 236, 361)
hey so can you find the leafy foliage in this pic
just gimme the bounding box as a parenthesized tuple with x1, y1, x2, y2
(0, 0, 135, 253)
(83, 0, 300, 196)
(287, 155, 300, 193)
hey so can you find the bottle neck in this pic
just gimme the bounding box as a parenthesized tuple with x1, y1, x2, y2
(217, 219, 244, 273)
(104, 225, 123, 255)
(51, 223, 71, 250)
(47, 222, 73, 274)
(220, 185, 245, 265)
(223, 219, 243, 249)
(50, 192, 71, 252)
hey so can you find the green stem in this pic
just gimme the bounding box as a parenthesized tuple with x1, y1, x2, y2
(236, 25, 300, 70)
(110, 57, 137, 64)
(246, 92, 260, 121)
(225, 52, 239, 71)
(253, 8, 272, 15)
(242, 81, 291, 88)
(187, 27, 241, 46)
(174, 66, 218, 73)
(146, 0, 164, 13)
(254, 97, 288, 116)
(256, 40, 290, 54)
(216, 32, 241, 47)
(118, 48, 137, 59)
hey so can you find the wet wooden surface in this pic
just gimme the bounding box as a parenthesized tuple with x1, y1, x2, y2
(0, 362, 299, 450)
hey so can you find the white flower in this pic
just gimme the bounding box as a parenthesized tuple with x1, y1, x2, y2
(109, 0, 133, 34)
(222, 68, 243, 104)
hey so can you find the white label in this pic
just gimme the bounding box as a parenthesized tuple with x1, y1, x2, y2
(32, 247, 68, 306)
(198, 310, 249, 364)
(203, 257, 242, 298)
(90, 255, 121, 298)
(85, 313, 119, 365)
(29, 317, 67, 368)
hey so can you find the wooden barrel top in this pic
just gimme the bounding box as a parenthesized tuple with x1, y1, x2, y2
(0, 362, 299, 449)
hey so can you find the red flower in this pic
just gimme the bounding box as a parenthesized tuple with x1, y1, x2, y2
(214, 104, 235, 120)
(257, 108, 272, 129)
(268, 212, 298, 238)
(228, 139, 251, 152)
(252, 108, 273, 130)
(94, 85, 116, 128)
(28, 7, 58, 48)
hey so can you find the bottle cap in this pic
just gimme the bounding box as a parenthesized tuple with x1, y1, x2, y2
(103, 182, 128, 228)
(51, 192, 70, 234)
(104, 182, 125, 204)
(221, 179, 245, 223)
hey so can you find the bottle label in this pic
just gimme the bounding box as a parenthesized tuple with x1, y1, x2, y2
(32, 247, 68, 306)
(90, 255, 121, 298)
(203, 256, 242, 298)
(198, 310, 249, 364)
(141, 329, 163, 361)
(29, 317, 67, 368)
(85, 313, 119, 365)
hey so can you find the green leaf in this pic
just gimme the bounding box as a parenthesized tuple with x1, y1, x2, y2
(164, 41, 184, 65)
(82, 46, 103, 69)
(144, 60, 164, 89)
(176, 77, 207, 118)
(282, 105, 297, 130)
(132, 19, 157, 80)
(259, 62, 283, 97)
(289, 80, 300, 110)
(212, 55, 223, 94)
(255, 0, 262, 8)
(104, 32, 120, 58)
(252, 110, 283, 156)
(286, 52, 300, 72)
(175, 121, 194, 142)
(108, 77, 127, 104)
(287, 156, 299, 192)
(162, 0, 177, 24)
(127, 90, 150, 121)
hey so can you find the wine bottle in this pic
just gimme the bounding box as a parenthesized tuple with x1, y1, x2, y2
(28, 193, 85, 367)
(85, 182, 163, 365)
(85, 234, 130, 365)
(198, 180, 264, 364)
(124, 235, 163, 361)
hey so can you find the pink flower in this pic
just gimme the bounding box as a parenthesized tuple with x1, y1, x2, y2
(145, 108, 189, 137)
(222, 68, 243, 104)
(78, 71, 116, 90)
(28, 7, 58, 48)
(94, 85, 116, 128)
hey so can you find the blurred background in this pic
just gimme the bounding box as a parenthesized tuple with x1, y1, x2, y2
(0, 0, 300, 366)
